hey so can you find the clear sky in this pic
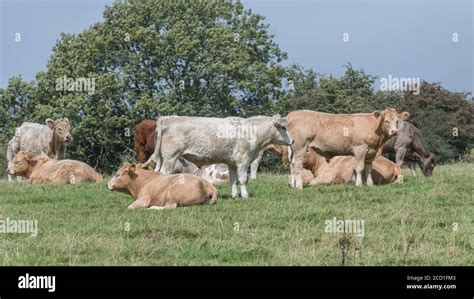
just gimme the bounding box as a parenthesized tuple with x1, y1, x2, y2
(1, 0, 472, 93)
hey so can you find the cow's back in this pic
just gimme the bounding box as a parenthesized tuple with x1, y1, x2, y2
(32, 159, 102, 184)
(16, 122, 53, 157)
(160, 116, 256, 166)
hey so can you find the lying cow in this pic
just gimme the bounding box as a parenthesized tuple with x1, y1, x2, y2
(382, 121, 435, 179)
(287, 108, 409, 188)
(7, 118, 73, 181)
(308, 155, 402, 186)
(134, 118, 266, 180)
(197, 164, 230, 185)
(107, 163, 217, 209)
(272, 145, 328, 178)
(7, 151, 102, 184)
(143, 115, 292, 198)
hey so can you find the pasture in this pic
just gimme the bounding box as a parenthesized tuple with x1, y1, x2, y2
(0, 163, 472, 266)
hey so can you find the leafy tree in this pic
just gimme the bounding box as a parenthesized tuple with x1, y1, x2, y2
(399, 82, 474, 162)
(1, 0, 288, 173)
(279, 64, 377, 115)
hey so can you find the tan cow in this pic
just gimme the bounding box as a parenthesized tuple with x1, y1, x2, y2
(7, 151, 102, 184)
(287, 108, 409, 188)
(271, 145, 328, 177)
(107, 163, 217, 210)
(308, 155, 402, 186)
(271, 145, 400, 185)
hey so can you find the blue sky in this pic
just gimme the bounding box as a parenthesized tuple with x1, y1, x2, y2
(1, 0, 472, 93)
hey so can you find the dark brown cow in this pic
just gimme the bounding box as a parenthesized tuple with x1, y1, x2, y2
(134, 119, 156, 164)
(382, 121, 435, 179)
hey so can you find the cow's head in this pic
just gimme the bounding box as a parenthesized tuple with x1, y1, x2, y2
(271, 115, 293, 146)
(373, 108, 410, 137)
(46, 118, 73, 143)
(417, 153, 436, 176)
(7, 151, 37, 177)
(107, 163, 138, 192)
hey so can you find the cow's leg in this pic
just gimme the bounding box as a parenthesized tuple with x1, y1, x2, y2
(290, 145, 307, 189)
(288, 146, 295, 187)
(159, 153, 179, 174)
(409, 161, 417, 177)
(127, 197, 152, 209)
(237, 163, 250, 198)
(352, 145, 368, 187)
(148, 202, 177, 210)
(395, 147, 407, 182)
(6, 140, 17, 182)
(228, 166, 239, 199)
(364, 161, 374, 186)
(250, 148, 265, 180)
(136, 148, 147, 164)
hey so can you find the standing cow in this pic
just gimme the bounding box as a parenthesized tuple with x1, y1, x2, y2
(134, 118, 269, 180)
(382, 121, 435, 179)
(143, 115, 292, 198)
(287, 108, 409, 189)
(7, 118, 72, 181)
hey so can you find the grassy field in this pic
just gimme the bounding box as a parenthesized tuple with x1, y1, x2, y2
(0, 162, 473, 266)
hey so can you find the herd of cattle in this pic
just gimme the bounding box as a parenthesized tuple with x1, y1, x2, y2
(5, 108, 436, 209)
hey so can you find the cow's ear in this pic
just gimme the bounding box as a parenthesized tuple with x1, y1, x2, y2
(373, 111, 382, 119)
(27, 158, 37, 167)
(399, 111, 410, 120)
(46, 119, 55, 129)
(63, 118, 70, 124)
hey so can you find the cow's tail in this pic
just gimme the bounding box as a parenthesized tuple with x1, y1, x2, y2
(143, 117, 163, 171)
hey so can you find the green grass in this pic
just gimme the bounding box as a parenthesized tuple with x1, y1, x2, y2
(0, 163, 473, 266)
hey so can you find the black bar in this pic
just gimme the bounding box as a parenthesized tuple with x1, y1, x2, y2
(0, 266, 472, 298)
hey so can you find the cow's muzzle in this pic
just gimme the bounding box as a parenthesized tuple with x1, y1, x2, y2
(389, 129, 398, 136)
(65, 135, 73, 142)
(107, 182, 116, 190)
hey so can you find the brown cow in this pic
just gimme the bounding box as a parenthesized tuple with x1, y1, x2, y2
(7, 151, 102, 184)
(107, 163, 217, 210)
(134, 119, 157, 164)
(308, 155, 402, 186)
(287, 108, 409, 188)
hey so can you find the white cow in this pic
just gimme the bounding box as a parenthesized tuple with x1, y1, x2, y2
(143, 115, 293, 198)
